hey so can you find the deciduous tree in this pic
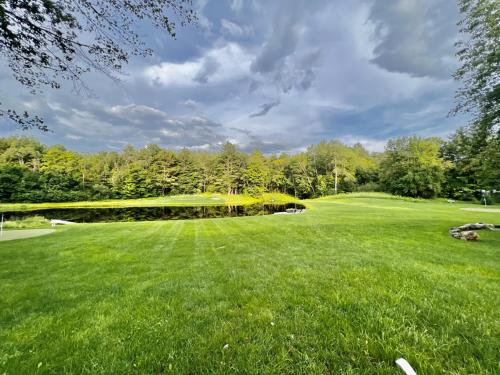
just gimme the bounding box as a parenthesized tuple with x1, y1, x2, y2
(381, 137, 446, 198)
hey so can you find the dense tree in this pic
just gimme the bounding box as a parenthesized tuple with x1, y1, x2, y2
(443, 4, 500, 197)
(42, 145, 80, 175)
(440, 129, 477, 199)
(452, 0, 499, 128)
(0, 0, 196, 129)
(244, 150, 269, 196)
(0, 136, 44, 169)
(380, 137, 446, 198)
(268, 154, 289, 194)
(0, 164, 25, 201)
(442, 124, 500, 199)
(214, 142, 246, 195)
(285, 155, 315, 199)
(174, 149, 202, 194)
(0, 138, 383, 202)
(307, 141, 377, 195)
(194, 152, 216, 193)
(0, 135, 494, 203)
(443, 0, 500, 200)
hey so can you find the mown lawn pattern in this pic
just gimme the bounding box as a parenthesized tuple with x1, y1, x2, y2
(1, 197, 499, 374)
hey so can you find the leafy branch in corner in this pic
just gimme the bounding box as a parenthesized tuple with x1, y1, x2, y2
(0, 0, 197, 130)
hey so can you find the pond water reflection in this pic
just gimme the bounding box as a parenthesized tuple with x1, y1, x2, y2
(3, 203, 305, 223)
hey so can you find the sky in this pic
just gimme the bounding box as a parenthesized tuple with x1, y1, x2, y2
(0, 0, 468, 154)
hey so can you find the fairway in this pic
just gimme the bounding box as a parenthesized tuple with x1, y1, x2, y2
(1, 196, 499, 374)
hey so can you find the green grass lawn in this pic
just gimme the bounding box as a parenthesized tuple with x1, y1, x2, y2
(0, 195, 499, 374)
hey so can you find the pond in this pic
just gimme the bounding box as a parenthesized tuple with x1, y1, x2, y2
(1, 203, 306, 223)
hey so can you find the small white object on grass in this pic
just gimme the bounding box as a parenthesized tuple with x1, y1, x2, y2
(395, 358, 417, 375)
(223, 344, 229, 350)
(50, 219, 76, 226)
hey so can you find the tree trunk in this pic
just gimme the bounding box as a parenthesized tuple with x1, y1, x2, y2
(334, 163, 338, 194)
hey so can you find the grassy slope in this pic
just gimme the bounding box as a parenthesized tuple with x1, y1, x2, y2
(0, 196, 499, 374)
(0, 193, 298, 212)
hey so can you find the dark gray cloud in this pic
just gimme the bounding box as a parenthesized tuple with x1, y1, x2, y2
(249, 100, 280, 118)
(368, 0, 459, 78)
(249, 0, 321, 96)
(250, 6, 302, 74)
(276, 66, 316, 93)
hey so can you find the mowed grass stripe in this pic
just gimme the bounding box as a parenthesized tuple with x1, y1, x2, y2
(0, 197, 498, 373)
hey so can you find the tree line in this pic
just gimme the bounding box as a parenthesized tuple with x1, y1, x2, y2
(0, 122, 497, 203)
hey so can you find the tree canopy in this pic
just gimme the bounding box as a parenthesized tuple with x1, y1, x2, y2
(442, 0, 499, 198)
(1, 135, 496, 203)
(0, 137, 383, 202)
(453, 0, 499, 128)
(380, 137, 446, 198)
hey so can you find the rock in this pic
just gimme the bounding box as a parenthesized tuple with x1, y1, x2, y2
(449, 222, 498, 240)
(461, 231, 479, 241)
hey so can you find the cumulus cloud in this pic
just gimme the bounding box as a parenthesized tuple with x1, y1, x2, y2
(367, 0, 459, 78)
(99, 104, 227, 147)
(143, 43, 251, 87)
(107, 104, 167, 125)
(42, 102, 228, 149)
(21, 98, 299, 153)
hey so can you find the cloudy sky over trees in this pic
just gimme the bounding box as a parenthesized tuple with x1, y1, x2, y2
(0, 0, 467, 153)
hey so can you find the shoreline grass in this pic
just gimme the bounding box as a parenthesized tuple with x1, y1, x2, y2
(2, 215, 51, 229)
